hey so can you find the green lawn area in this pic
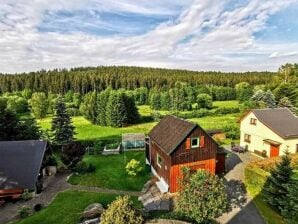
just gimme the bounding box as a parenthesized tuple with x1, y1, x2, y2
(15, 190, 140, 224)
(68, 151, 151, 191)
(38, 113, 240, 141)
(213, 100, 239, 108)
(189, 113, 239, 130)
(38, 116, 156, 141)
(37, 101, 240, 141)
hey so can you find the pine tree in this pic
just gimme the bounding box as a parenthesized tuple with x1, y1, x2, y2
(281, 178, 298, 224)
(106, 92, 127, 127)
(263, 151, 293, 213)
(51, 96, 75, 144)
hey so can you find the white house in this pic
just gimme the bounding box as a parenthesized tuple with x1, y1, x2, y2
(240, 108, 298, 158)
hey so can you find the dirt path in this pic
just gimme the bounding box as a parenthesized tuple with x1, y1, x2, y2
(216, 149, 265, 224)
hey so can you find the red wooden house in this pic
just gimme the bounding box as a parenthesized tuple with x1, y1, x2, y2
(146, 115, 226, 193)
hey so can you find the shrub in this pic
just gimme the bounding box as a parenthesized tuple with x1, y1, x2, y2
(126, 159, 143, 176)
(67, 107, 81, 116)
(18, 206, 31, 218)
(21, 189, 33, 201)
(197, 93, 213, 109)
(73, 161, 96, 174)
(223, 124, 240, 140)
(244, 165, 270, 196)
(175, 169, 228, 223)
(214, 107, 240, 115)
(100, 196, 143, 224)
(61, 142, 85, 168)
(34, 204, 43, 212)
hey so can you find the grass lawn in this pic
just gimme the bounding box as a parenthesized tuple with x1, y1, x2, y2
(252, 194, 285, 224)
(38, 116, 156, 141)
(37, 101, 240, 141)
(15, 190, 141, 224)
(38, 113, 240, 141)
(68, 151, 151, 191)
(189, 113, 239, 130)
(213, 100, 239, 108)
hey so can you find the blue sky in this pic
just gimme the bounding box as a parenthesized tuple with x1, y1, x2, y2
(0, 0, 298, 73)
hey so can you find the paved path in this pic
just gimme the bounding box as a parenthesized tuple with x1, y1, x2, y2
(216, 149, 265, 224)
(0, 173, 71, 224)
(70, 185, 141, 197)
(0, 173, 141, 224)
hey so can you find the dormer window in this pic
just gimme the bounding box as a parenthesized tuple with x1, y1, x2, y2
(250, 118, 257, 125)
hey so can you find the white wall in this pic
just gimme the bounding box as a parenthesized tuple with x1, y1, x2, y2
(240, 112, 298, 157)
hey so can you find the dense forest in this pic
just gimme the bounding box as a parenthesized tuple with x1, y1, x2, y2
(0, 66, 276, 94)
(0, 64, 297, 130)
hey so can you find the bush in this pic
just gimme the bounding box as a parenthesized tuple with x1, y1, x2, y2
(214, 107, 240, 115)
(175, 169, 228, 223)
(34, 204, 43, 212)
(223, 124, 240, 140)
(61, 142, 85, 168)
(125, 159, 143, 176)
(100, 196, 143, 224)
(197, 94, 213, 109)
(244, 165, 270, 196)
(21, 189, 33, 201)
(67, 107, 81, 116)
(18, 206, 31, 218)
(73, 161, 96, 174)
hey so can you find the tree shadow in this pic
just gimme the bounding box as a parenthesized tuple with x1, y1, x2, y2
(225, 151, 242, 172)
(223, 178, 248, 212)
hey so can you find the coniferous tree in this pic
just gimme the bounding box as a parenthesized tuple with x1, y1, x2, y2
(51, 96, 75, 144)
(106, 92, 127, 127)
(281, 178, 298, 224)
(263, 151, 293, 213)
(96, 89, 110, 126)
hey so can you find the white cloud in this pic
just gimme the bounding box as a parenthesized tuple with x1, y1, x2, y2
(0, 0, 298, 73)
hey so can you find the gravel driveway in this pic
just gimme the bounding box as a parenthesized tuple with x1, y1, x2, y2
(216, 149, 265, 224)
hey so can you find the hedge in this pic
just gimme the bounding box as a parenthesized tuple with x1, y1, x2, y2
(244, 165, 270, 196)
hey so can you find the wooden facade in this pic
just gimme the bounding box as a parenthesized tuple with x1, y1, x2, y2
(147, 116, 223, 193)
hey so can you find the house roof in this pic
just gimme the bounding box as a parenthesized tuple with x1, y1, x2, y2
(148, 115, 197, 155)
(0, 140, 47, 190)
(251, 108, 298, 139)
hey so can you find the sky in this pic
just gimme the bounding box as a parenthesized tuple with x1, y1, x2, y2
(1, 0, 298, 73)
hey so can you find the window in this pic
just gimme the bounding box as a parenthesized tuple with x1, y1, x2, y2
(157, 154, 163, 167)
(244, 134, 251, 143)
(191, 138, 199, 148)
(250, 118, 257, 125)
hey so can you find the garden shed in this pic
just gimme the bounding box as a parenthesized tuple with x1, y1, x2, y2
(122, 133, 145, 151)
(146, 115, 226, 193)
(0, 140, 48, 201)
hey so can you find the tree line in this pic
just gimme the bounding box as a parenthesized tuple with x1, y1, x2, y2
(0, 66, 276, 94)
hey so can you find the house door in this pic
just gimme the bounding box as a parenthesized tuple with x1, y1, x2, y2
(270, 145, 279, 158)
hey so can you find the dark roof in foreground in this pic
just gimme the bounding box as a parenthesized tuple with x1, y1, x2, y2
(148, 115, 196, 155)
(0, 140, 47, 190)
(252, 108, 298, 139)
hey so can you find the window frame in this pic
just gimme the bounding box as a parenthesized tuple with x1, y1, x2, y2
(191, 137, 200, 148)
(244, 134, 251, 143)
(157, 154, 163, 168)
(250, 118, 257, 125)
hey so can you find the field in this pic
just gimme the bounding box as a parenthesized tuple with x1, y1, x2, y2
(37, 101, 240, 141)
(15, 191, 140, 224)
(69, 151, 151, 191)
